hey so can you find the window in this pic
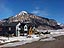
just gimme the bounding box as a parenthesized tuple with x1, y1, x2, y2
(25, 27, 27, 29)
(9, 27, 11, 31)
(24, 25, 28, 31)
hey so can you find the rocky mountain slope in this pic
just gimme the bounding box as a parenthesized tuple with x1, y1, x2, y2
(2, 11, 62, 30)
(60, 24, 64, 29)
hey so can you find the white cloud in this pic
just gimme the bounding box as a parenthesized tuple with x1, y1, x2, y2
(31, 7, 48, 16)
(31, 10, 39, 14)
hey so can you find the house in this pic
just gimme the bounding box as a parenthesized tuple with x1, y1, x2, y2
(20, 22, 33, 36)
(0, 22, 34, 37)
(0, 22, 21, 37)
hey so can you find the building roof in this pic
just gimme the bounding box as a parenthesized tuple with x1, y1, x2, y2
(2, 22, 20, 26)
(0, 21, 34, 27)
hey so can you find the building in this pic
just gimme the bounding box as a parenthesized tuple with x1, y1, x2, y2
(0, 22, 21, 37)
(20, 22, 34, 36)
(0, 22, 34, 37)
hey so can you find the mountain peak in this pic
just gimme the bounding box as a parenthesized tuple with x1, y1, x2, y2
(19, 11, 28, 15)
(2, 11, 62, 30)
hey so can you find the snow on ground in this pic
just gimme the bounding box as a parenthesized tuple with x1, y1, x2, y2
(40, 31, 64, 41)
(0, 36, 27, 43)
(50, 32, 64, 37)
(0, 35, 40, 47)
(0, 30, 64, 47)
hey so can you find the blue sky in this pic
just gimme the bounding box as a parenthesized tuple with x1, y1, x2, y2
(0, 0, 64, 24)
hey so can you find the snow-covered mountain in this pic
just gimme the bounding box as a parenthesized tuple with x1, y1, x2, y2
(1, 11, 62, 30)
(19, 11, 28, 15)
